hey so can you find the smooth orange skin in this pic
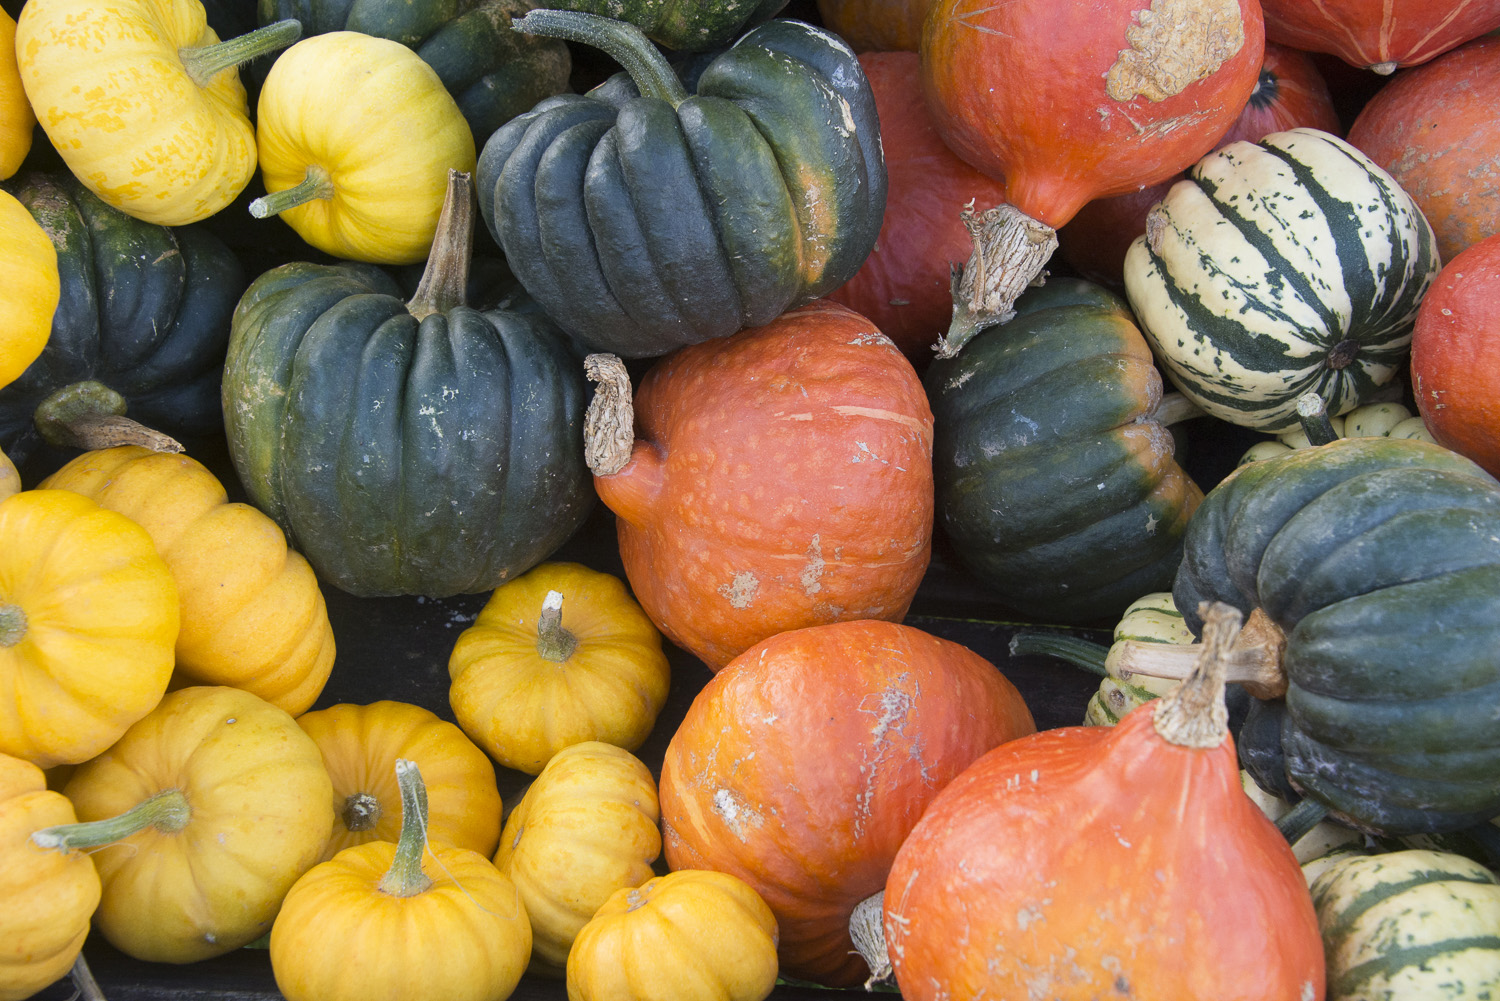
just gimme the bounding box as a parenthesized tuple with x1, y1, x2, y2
(816, 0, 936, 52)
(921, 0, 1265, 227)
(659, 620, 1036, 987)
(883, 703, 1325, 1001)
(594, 301, 934, 671)
(1261, 0, 1500, 71)
(1411, 233, 1500, 477)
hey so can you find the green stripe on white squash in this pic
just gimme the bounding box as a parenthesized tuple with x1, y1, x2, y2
(1310, 849, 1500, 1000)
(1084, 591, 1194, 726)
(1239, 401, 1436, 465)
(1124, 128, 1440, 433)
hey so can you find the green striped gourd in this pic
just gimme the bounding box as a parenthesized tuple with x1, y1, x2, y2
(1240, 401, 1435, 464)
(1310, 849, 1500, 1000)
(1083, 592, 1194, 726)
(1124, 128, 1440, 433)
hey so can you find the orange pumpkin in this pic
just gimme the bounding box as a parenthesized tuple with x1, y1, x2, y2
(1260, 0, 1500, 73)
(815, 0, 935, 52)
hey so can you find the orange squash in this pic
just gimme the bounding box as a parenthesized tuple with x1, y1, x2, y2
(815, 0, 935, 52)
(1260, 0, 1500, 73)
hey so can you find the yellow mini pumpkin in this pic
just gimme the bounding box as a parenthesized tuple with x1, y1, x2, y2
(0, 188, 58, 392)
(41, 446, 335, 715)
(251, 31, 477, 264)
(0, 9, 34, 180)
(449, 562, 671, 775)
(0, 488, 178, 768)
(496, 741, 661, 976)
(0, 448, 18, 502)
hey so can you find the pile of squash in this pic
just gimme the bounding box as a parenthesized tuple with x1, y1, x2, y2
(3, 0, 1500, 1000)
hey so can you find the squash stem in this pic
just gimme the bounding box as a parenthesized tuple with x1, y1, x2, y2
(407, 170, 474, 321)
(1295, 392, 1340, 446)
(1151, 601, 1239, 748)
(1151, 392, 1205, 428)
(511, 9, 689, 107)
(33, 380, 185, 453)
(250, 165, 336, 220)
(179, 19, 302, 90)
(849, 891, 893, 988)
(1275, 797, 1329, 846)
(1115, 607, 1288, 701)
(70, 954, 106, 1001)
(536, 590, 579, 663)
(1007, 631, 1109, 677)
(31, 789, 191, 851)
(342, 792, 382, 833)
(0, 604, 25, 648)
(377, 759, 434, 898)
(935, 202, 1058, 359)
(583, 353, 635, 476)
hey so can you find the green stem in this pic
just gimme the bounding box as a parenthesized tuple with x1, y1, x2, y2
(1151, 392, 1205, 428)
(31, 789, 191, 851)
(342, 792, 382, 833)
(511, 9, 689, 107)
(249, 165, 336, 220)
(0, 604, 24, 648)
(376, 759, 434, 898)
(536, 590, 579, 663)
(1275, 796, 1330, 846)
(179, 19, 302, 89)
(1295, 391, 1340, 446)
(1008, 631, 1109, 677)
(407, 170, 473, 321)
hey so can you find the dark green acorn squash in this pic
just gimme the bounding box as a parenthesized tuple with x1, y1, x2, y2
(476, 9, 885, 358)
(541, 0, 787, 50)
(221, 171, 593, 598)
(924, 278, 1204, 623)
(1173, 435, 1500, 835)
(0, 172, 245, 467)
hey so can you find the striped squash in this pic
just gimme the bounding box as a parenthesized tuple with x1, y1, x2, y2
(1310, 849, 1500, 1000)
(1124, 128, 1440, 432)
(1083, 591, 1193, 726)
(1239, 401, 1435, 464)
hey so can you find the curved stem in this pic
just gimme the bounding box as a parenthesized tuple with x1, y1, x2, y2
(1151, 602, 1239, 749)
(1275, 797, 1330, 846)
(377, 759, 434, 898)
(849, 891, 892, 988)
(32, 380, 182, 452)
(407, 170, 473, 321)
(250, 165, 336, 220)
(179, 19, 302, 89)
(1007, 631, 1109, 677)
(1151, 392, 1205, 428)
(935, 202, 1058, 359)
(583, 353, 635, 476)
(31, 789, 191, 851)
(0, 605, 25, 648)
(342, 792, 382, 833)
(1116, 606, 1288, 701)
(70, 954, 106, 1001)
(1295, 391, 1340, 446)
(536, 590, 579, 663)
(511, 9, 689, 107)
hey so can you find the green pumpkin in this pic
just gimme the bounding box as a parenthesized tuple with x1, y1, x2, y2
(477, 10, 885, 358)
(0, 172, 245, 466)
(541, 0, 787, 50)
(1174, 435, 1500, 835)
(221, 173, 593, 598)
(924, 278, 1204, 623)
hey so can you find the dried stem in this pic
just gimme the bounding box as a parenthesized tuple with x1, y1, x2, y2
(934, 202, 1058, 359)
(583, 354, 634, 476)
(1152, 601, 1240, 748)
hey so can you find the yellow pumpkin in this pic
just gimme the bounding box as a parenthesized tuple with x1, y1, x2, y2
(495, 741, 661, 976)
(0, 752, 100, 1001)
(449, 562, 671, 775)
(41, 446, 335, 715)
(270, 759, 531, 1001)
(251, 31, 477, 264)
(34, 686, 334, 963)
(0, 188, 58, 391)
(297, 701, 503, 863)
(0, 9, 34, 180)
(0, 448, 18, 502)
(14, 0, 298, 225)
(0, 488, 178, 768)
(567, 869, 779, 1001)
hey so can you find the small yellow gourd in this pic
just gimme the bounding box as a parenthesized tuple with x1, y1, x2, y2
(0, 9, 34, 180)
(251, 31, 477, 264)
(0, 448, 18, 502)
(449, 562, 671, 775)
(1239, 401, 1435, 464)
(0, 189, 58, 391)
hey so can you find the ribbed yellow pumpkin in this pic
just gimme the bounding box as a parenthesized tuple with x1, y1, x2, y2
(0, 449, 18, 502)
(0, 189, 58, 392)
(0, 9, 34, 180)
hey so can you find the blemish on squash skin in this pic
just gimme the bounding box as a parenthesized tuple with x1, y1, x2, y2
(801, 536, 825, 595)
(1105, 0, 1245, 103)
(712, 788, 763, 840)
(718, 572, 759, 608)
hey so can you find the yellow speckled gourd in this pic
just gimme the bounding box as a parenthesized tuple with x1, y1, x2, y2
(0, 9, 34, 180)
(0, 189, 58, 392)
(0, 449, 18, 502)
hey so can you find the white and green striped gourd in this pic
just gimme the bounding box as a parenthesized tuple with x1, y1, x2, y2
(1082, 592, 1193, 726)
(1239, 401, 1435, 464)
(1123, 128, 1441, 432)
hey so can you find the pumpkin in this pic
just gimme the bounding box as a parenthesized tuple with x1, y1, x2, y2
(296, 700, 502, 863)
(878, 603, 1326, 1001)
(32, 685, 334, 963)
(919, 0, 1265, 353)
(0, 752, 100, 1001)
(1124, 128, 1441, 432)
(222, 170, 594, 598)
(1349, 36, 1500, 264)
(250, 31, 477, 265)
(815, 0, 934, 52)
(0, 9, 33, 181)
(269, 759, 531, 1001)
(567, 869, 780, 1001)
(476, 10, 885, 358)
(1410, 230, 1500, 480)
(924, 277, 1203, 623)
(14, 0, 299, 225)
(540, 0, 787, 50)
(494, 740, 661, 976)
(40, 445, 336, 715)
(0, 188, 57, 392)
(0, 449, 17, 501)
(0, 172, 245, 467)
(0, 488, 178, 769)
(659, 619, 1036, 987)
(584, 301, 933, 671)
(1239, 401, 1434, 465)
(448, 561, 670, 775)
(1259, 0, 1500, 73)
(1310, 849, 1500, 999)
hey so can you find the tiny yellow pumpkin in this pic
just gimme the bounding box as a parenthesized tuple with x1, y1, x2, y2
(0, 188, 58, 392)
(0, 9, 34, 180)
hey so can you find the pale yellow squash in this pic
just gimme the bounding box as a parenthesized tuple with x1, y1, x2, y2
(0, 189, 58, 392)
(0, 9, 35, 180)
(0, 450, 17, 502)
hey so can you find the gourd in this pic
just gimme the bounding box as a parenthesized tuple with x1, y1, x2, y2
(0, 752, 100, 1001)
(567, 869, 780, 1001)
(40, 445, 336, 715)
(448, 561, 670, 775)
(877, 604, 1326, 1001)
(250, 31, 477, 265)
(270, 759, 532, 1001)
(924, 277, 1203, 623)
(1239, 401, 1434, 465)
(476, 10, 885, 358)
(1259, 0, 1500, 73)
(222, 170, 594, 598)
(0, 188, 57, 392)
(584, 301, 933, 671)
(659, 619, 1035, 987)
(14, 0, 300, 225)
(296, 700, 503, 862)
(495, 741, 661, 976)
(919, 0, 1265, 354)
(815, 0, 934, 52)
(0, 9, 33, 182)
(0, 488, 178, 769)
(1124, 128, 1440, 432)
(540, 0, 787, 50)
(31, 685, 335, 963)
(0, 449, 17, 501)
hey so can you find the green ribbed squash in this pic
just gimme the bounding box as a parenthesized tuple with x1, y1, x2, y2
(1124, 128, 1440, 432)
(542, 0, 787, 50)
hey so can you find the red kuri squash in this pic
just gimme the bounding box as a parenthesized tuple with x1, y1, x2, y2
(1259, 0, 1500, 73)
